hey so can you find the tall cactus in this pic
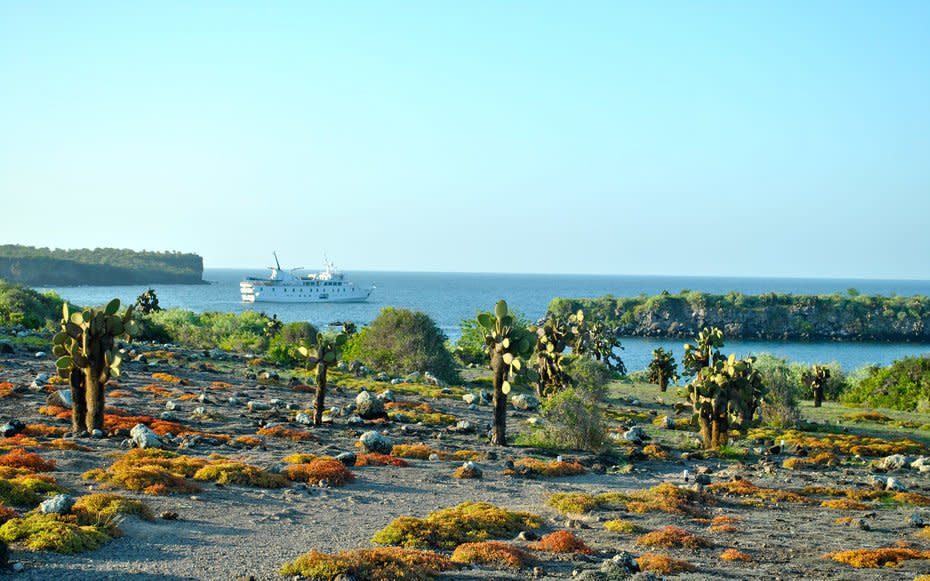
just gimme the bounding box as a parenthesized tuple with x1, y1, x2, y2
(298, 332, 347, 426)
(530, 317, 574, 399)
(53, 300, 139, 433)
(647, 347, 678, 392)
(676, 328, 761, 449)
(568, 311, 626, 374)
(478, 300, 534, 445)
(803, 364, 831, 407)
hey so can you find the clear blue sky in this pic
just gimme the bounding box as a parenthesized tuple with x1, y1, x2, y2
(1, 1, 928, 278)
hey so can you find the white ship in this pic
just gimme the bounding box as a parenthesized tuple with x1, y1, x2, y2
(240, 253, 373, 303)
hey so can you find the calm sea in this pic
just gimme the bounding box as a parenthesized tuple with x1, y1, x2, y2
(41, 270, 930, 373)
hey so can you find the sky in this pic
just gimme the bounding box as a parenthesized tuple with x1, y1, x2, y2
(1, 2, 928, 278)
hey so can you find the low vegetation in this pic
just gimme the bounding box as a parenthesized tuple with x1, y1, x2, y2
(371, 502, 543, 549)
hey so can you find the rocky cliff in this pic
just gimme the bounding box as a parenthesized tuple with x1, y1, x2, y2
(0, 255, 204, 286)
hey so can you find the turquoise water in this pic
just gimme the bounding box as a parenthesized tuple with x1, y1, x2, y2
(42, 269, 930, 372)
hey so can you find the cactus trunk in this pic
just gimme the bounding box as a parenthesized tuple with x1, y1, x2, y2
(490, 348, 507, 446)
(86, 374, 106, 432)
(314, 363, 327, 426)
(813, 386, 823, 407)
(659, 371, 668, 392)
(69, 369, 87, 434)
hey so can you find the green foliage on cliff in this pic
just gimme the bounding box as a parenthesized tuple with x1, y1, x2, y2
(549, 290, 930, 342)
(0, 280, 67, 329)
(0, 245, 203, 285)
(843, 355, 930, 411)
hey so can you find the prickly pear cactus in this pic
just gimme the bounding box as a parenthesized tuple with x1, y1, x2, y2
(298, 331, 347, 426)
(53, 299, 139, 433)
(676, 328, 761, 449)
(530, 317, 573, 398)
(478, 300, 534, 445)
(647, 347, 678, 392)
(803, 364, 831, 408)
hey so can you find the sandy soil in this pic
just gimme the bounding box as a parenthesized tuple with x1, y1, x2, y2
(1, 344, 930, 581)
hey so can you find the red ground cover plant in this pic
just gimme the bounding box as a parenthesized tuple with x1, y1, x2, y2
(636, 526, 713, 549)
(284, 458, 355, 486)
(529, 530, 594, 554)
(256, 426, 319, 442)
(0, 448, 56, 472)
(22, 424, 68, 438)
(0, 502, 19, 524)
(720, 549, 752, 562)
(355, 453, 409, 467)
(825, 547, 930, 568)
(636, 553, 696, 575)
(451, 541, 531, 569)
(503, 458, 586, 477)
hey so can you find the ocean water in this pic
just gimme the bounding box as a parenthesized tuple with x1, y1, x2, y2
(41, 269, 930, 372)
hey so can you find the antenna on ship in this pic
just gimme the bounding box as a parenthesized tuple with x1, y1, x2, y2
(271, 251, 282, 271)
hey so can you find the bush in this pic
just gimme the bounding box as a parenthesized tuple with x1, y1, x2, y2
(565, 357, 613, 402)
(755, 353, 800, 428)
(266, 322, 320, 366)
(349, 308, 458, 384)
(144, 309, 272, 352)
(842, 355, 930, 411)
(520, 388, 609, 453)
(0, 281, 67, 329)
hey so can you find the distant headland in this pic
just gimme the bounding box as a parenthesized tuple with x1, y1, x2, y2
(0, 245, 204, 286)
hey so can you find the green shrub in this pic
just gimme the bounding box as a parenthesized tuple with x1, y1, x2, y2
(144, 308, 272, 351)
(520, 388, 609, 453)
(755, 353, 799, 428)
(0, 281, 67, 329)
(349, 308, 458, 384)
(842, 355, 930, 411)
(268, 322, 322, 366)
(566, 357, 613, 402)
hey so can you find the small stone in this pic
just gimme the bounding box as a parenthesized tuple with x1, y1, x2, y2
(359, 431, 393, 455)
(377, 389, 396, 402)
(881, 454, 908, 471)
(886, 477, 907, 492)
(655, 415, 674, 429)
(160, 411, 178, 421)
(511, 394, 540, 411)
(130, 423, 163, 449)
(518, 530, 538, 541)
(336, 452, 357, 466)
(294, 413, 312, 425)
(462, 393, 478, 405)
(908, 513, 925, 528)
(160, 511, 180, 520)
(193, 406, 207, 416)
(248, 401, 270, 412)
(46, 389, 73, 409)
(623, 426, 648, 444)
(0, 420, 25, 438)
(356, 391, 386, 420)
(165, 400, 179, 411)
(91, 429, 105, 439)
(39, 494, 75, 515)
(12, 562, 24, 573)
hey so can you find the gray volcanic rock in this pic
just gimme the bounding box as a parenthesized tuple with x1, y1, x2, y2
(358, 431, 393, 455)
